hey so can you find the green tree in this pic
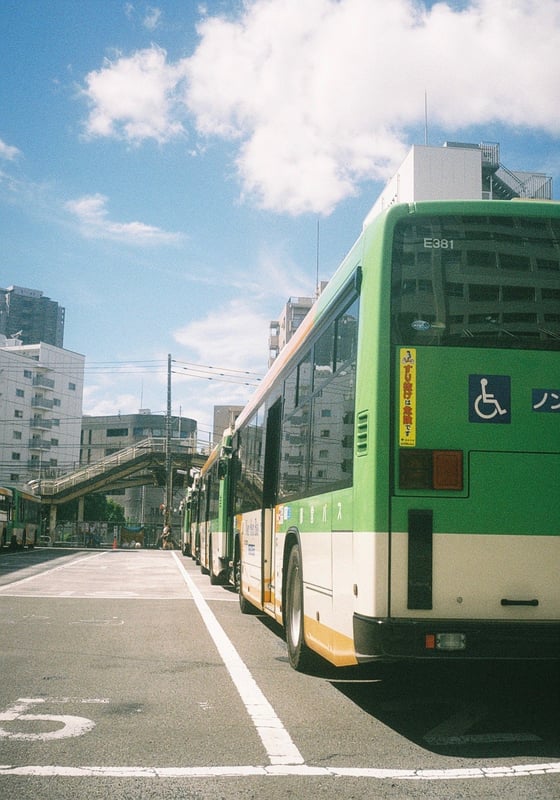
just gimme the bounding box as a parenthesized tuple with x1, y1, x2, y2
(57, 494, 125, 523)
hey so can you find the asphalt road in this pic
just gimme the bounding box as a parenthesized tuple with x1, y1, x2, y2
(0, 547, 558, 799)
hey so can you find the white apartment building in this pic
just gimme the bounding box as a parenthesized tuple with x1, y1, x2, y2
(0, 336, 85, 487)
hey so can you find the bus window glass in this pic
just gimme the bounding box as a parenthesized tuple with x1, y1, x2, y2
(207, 465, 219, 524)
(281, 294, 359, 501)
(309, 369, 355, 494)
(391, 214, 560, 349)
(279, 407, 310, 501)
(198, 478, 208, 524)
(284, 367, 297, 416)
(313, 322, 335, 392)
(336, 297, 360, 368)
(235, 408, 265, 513)
(296, 350, 312, 406)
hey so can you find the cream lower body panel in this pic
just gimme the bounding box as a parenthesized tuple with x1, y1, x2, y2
(293, 531, 390, 666)
(390, 532, 560, 620)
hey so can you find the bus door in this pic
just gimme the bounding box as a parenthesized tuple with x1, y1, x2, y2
(262, 399, 282, 614)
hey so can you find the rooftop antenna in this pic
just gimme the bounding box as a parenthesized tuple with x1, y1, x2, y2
(315, 218, 320, 298)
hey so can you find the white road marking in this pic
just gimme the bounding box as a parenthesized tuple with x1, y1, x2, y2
(0, 698, 96, 741)
(171, 551, 304, 766)
(1, 552, 556, 782)
(0, 762, 559, 779)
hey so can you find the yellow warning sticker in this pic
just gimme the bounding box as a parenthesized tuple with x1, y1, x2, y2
(399, 348, 416, 447)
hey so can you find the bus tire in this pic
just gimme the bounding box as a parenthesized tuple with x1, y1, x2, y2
(285, 544, 312, 671)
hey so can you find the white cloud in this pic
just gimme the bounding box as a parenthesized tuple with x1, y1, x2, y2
(82, 388, 140, 417)
(0, 137, 21, 160)
(185, 0, 560, 213)
(65, 192, 183, 245)
(82, 45, 187, 143)
(143, 6, 162, 31)
(174, 297, 271, 373)
(81, 0, 560, 214)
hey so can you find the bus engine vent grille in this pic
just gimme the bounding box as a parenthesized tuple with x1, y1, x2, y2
(356, 410, 369, 455)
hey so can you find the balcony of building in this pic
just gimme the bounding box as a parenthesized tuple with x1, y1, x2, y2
(30, 417, 53, 430)
(33, 374, 55, 390)
(31, 396, 54, 410)
(28, 437, 51, 451)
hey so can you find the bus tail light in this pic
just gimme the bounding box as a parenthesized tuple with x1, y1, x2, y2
(399, 449, 463, 490)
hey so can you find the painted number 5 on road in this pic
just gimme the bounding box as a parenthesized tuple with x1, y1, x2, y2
(0, 698, 96, 741)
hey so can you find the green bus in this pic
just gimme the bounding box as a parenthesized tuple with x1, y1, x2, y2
(187, 435, 236, 585)
(0, 486, 41, 549)
(193, 199, 560, 670)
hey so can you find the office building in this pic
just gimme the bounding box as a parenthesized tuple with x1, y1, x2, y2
(0, 285, 65, 347)
(80, 411, 197, 528)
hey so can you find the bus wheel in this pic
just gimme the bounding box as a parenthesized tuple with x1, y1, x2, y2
(285, 544, 312, 671)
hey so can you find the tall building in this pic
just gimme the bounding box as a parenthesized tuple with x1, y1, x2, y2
(0, 336, 84, 487)
(268, 284, 328, 365)
(212, 405, 243, 447)
(80, 411, 197, 528)
(0, 285, 65, 347)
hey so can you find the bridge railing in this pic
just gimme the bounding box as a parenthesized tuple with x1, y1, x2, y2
(36, 437, 193, 498)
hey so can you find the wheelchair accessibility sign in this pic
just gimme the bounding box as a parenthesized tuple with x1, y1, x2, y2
(469, 374, 511, 423)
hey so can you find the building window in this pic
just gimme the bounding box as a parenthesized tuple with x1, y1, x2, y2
(14, 410, 23, 418)
(23, 369, 32, 379)
(53, 398, 61, 407)
(107, 428, 128, 437)
(68, 382, 76, 390)
(51, 438, 59, 446)
(11, 452, 21, 461)
(16, 388, 24, 398)
(13, 431, 22, 440)
(10, 474, 19, 481)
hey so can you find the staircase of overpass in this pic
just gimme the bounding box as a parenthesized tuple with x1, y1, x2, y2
(31, 437, 207, 505)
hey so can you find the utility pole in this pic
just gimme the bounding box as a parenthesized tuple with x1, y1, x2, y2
(164, 353, 172, 529)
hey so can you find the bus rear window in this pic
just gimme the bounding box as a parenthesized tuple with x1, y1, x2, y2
(391, 214, 560, 350)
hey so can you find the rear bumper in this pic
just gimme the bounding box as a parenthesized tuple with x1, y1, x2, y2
(353, 614, 560, 661)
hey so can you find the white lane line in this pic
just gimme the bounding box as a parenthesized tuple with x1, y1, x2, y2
(171, 551, 304, 767)
(1, 762, 559, 779)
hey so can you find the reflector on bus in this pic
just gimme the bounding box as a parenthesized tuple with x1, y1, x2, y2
(399, 449, 463, 490)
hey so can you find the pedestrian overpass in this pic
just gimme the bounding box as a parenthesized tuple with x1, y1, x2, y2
(29, 437, 207, 531)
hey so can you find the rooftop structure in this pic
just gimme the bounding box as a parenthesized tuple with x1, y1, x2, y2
(364, 141, 553, 227)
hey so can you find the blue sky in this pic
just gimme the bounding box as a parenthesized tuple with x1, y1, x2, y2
(1, 0, 559, 443)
